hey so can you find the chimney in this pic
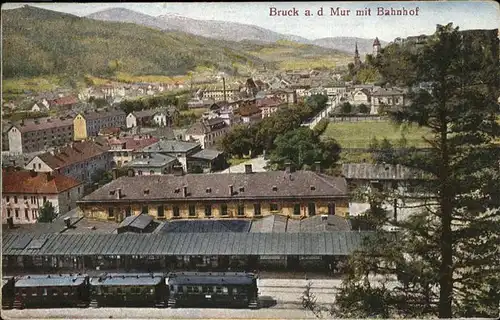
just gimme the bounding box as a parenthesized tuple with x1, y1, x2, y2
(229, 185, 234, 196)
(183, 186, 188, 198)
(314, 161, 321, 173)
(7, 217, 14, 229)
(244, 164, 253, 174)
(112, 168, 118, 180)
(64, 217, 71, 228)
(116, 188, 122, 200)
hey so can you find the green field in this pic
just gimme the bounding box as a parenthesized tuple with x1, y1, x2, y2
(322, 121, 431, 148)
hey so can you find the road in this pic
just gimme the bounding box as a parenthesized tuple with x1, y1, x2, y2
(2, 277, 399, 319)
(219, 156, 268, 173)
(302, 94, 339, 129)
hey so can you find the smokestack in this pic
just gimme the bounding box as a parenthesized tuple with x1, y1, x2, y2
(183, 186, 188, 198)
(393, 198, 398, 222)
(223, 77, 227, 102)
(116, 188, 122, 200)
(229, 185, 234, 196)
(7, 217, 14, 229)
(64, 217, 71, 228)
(244, 164, 253, 174)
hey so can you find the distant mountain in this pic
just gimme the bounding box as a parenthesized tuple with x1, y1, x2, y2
(312, 37, 388, 55)
(87, 8, 312, 44)
(87, 8, 386, 55)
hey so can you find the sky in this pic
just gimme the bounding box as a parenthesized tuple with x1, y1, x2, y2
(2, 1, 499, 41)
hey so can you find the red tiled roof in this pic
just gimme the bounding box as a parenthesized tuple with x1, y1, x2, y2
(256, 96, 284, 108)
(238, 104, 261, 117)
(10, 117, 73, 133)
(2, 169, 82, 194)
(50, 96, 79, 106)
(36, 141, 109, 170)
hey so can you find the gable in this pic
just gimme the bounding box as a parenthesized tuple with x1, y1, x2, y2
(25, 156, 53, 171)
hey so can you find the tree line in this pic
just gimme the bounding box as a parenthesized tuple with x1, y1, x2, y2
(220, 94, 342, 171)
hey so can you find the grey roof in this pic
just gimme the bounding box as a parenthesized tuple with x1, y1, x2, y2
(2, 232, 372, 256)
(15, 274, 87, 288)
(126, 153, 177, 168)
(190, 149, 224, 161)
(81, 109, 126, 121)
(342, 163, 427, 180)
(249, 215, 352, 233)
(89, 273, 164, 286)
(148, 127, 176, 140)
(79, 171, 348, 203)
(371, 87, 406, 96)
(118, 214, 154, 230)
(159, 220, 251, 233)
(141, 140, 200, 153)
(168, 272, 254, 285)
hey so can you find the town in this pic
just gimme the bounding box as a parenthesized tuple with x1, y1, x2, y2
(1, 3, 499, 319)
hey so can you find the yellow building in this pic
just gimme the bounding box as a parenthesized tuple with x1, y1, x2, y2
(73, 109, 127, 141)
(77, 164, 349, 222)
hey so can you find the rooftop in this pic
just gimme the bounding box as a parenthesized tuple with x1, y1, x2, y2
(3, 231, 372, 256)
(342, 163, 427, 180)
(190, 148, 224, 161)
(158, 219, 251, 233)
(2, 169, 82, 194)
(126, 153, 177, 168)
(15, 274, 88, 288)
(89, 273, 164, 286)
(79, 171, 348, 203)
(34, 141, 109, 170)
(141, 140, 200, 154)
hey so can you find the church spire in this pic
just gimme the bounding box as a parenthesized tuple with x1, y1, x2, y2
(354, 42, 361, 67)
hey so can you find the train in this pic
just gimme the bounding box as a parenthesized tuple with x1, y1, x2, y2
(1, 272, 259, 310)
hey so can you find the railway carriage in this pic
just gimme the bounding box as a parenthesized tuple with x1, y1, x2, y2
(13, 274, 90, 309)
(89, 273, 167, 308)
(166, 272, 259, 308)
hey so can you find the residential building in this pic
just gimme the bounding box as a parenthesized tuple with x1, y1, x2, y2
(125, 153, 178, 176)
(6, 117, 74, 154)
(256, 97, 286, 119)
(237, 103, 262, 124)
(351, 89, 371, 106)
(107, 136, 159, 167)
(266, 89, 297, 105)
(138, 139, 202, 173)
(370, 87, 407, 114)
(126, 107, 178, 128)
(24, 140, 111, 184)
(77, 164, 349, 222)
(185, 118, 229, 149)
(2, 168, 83, 224)
(48, 96, 79, 111)
(73, 108, 126, 141)
(187, 99, 215, 109)
(199, 88, 240, 101)
(187, 149, 227, 173)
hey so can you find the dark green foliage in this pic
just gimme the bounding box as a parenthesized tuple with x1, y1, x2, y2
(340, 102, 353, 114)
(357, 103, 370, 114)
(268, 127, 341, 170)
(313, 119, 329, 136)
(334, 23, 500, 318)
(37, 201, 57, 223)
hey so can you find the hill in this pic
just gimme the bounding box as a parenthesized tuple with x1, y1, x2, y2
(2, 6, 350, 82)
(312, 37, 388, 55)
(1, 6, 266, 79)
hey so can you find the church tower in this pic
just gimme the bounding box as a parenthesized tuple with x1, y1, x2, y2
(373, 37, 381, 57)
(354, 42, 361, 67)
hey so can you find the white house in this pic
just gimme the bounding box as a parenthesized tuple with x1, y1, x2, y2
(2, 168, 83, 224)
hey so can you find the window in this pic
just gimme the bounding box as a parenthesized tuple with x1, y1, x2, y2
(7, 209, 11, 217)
(108, 208, 114, 218)
(6, 196, 10, 203)
(237, 204, 245, 216)
(25, 209, 29, 221)
(43, 196, 47, 203)
(254, 203, 261, 216)
(173, 206, 180, 217)
(23, 196, 27, 201)
(125, 207, 131, 217)
(14, 196, 18, 204)
(15, 209, 19, 219)
(38, 163, 41, 169)
(157, 205, 164, 217)
(142, 206, 148, 214)
(204, 205, 212, 217)
(270, 203, 278, 212)
(150, 170, 155, 175)
(293, 204, 301, 215)
(215, 286, 222, 294)
(328, 203, 336, 215)
(138, 170, 143, 176)
(33, 164, 36, 169)
(189, 205, 196, 217)
(220, 204, 228, 216)
(222, 287, 229, 295)
(308, 203, 316, 216)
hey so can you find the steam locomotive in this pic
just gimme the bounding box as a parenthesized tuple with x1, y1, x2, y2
(1, 272, 259, 309)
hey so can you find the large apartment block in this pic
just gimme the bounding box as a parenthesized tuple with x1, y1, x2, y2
(73, 108, 126, 141)
(6, 116, 74, 154)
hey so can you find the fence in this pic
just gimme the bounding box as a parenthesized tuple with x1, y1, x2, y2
(329, 116, 386, 123)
